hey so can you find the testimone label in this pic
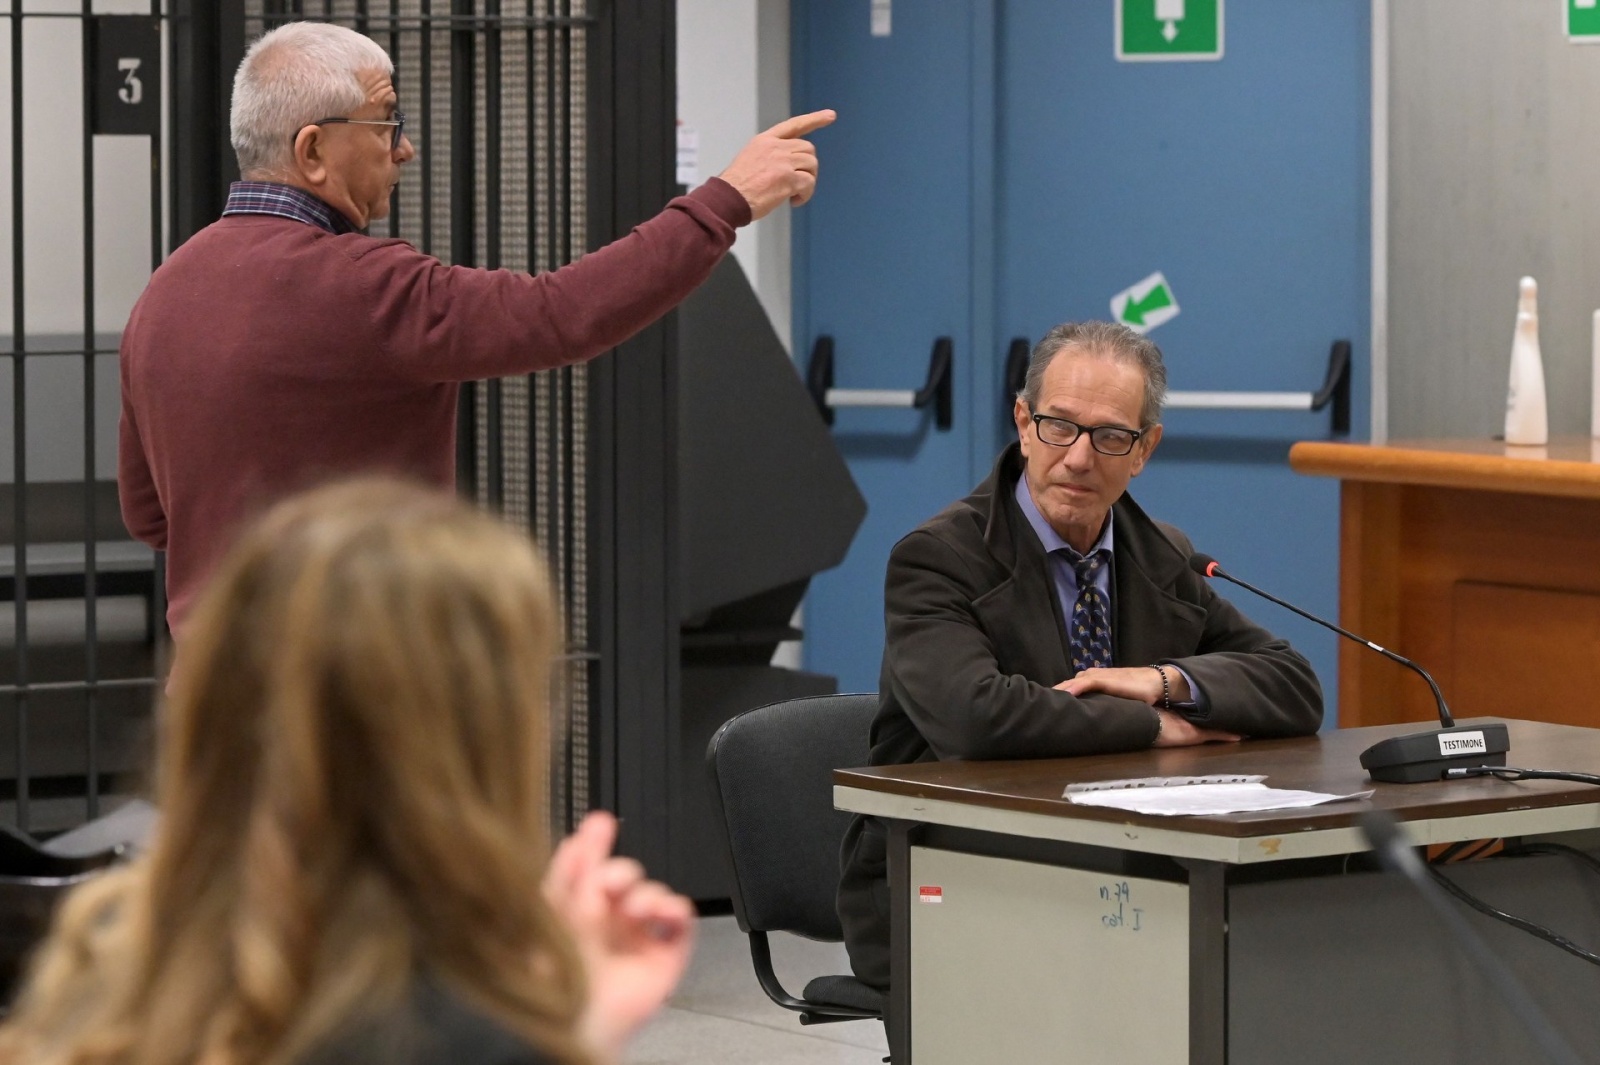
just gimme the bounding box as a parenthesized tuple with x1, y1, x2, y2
(1439, 731, 1488, 756)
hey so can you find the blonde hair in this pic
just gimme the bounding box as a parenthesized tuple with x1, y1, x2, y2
(0, 480, 590, 1065)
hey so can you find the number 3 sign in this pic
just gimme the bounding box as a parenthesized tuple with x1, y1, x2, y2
(92, 16, 160, 136)
(118, 58, 144, 106)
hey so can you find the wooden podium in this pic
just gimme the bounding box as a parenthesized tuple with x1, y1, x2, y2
(1289, 436, 1600, 728)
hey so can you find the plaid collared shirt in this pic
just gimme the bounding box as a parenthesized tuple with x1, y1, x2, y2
(221, 181, 357, 235)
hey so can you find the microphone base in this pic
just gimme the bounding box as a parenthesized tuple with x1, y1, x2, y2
(1360, 723, 1511, 784)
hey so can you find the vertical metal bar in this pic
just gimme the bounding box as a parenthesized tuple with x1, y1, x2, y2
(523, 0, 533, 269)
(1180, 858, 1229, 1065)
(544, 0, 555, 276)
(450, 0, 475, 495)
(886, 820, 914, 1063)
(534, 0, 549, 531)
(557, 0, 573, 782)
(536, 0, 550, 541)
(484, 0, 500, 270)
(485, 378, 502, 509)
(381, 0, 398, 239)
(569, 0, 591, 824)
(556, 0, 570, 653)
(557, 0, 567, 266)
(553, 2, 572, 780)
(82, 0, 100, 819)
(529, 0, 559, 822)
(449, 0, 473, 265)
(11, 0, 31, 833)
(151, 0, 172, 694)
(150, 0, 164, 273)
(419, 0, 432, 255)
(484, 0, 501, 508)
(585, 0, 614, 821)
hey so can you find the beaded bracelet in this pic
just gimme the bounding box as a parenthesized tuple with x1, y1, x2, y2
(1151, 664, 1171, 711)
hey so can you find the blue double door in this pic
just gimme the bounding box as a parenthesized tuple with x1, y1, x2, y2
(795, 0, 1371, 717)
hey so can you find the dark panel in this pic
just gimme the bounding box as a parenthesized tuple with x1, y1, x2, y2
(676, 254, 866, 628)
(90, 17, 162, 137)
(1229, 851, 1600, 1063)
(587, 0, 679, 878)
(173, 0, 243, 246)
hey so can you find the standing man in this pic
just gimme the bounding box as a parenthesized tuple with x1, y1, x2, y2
(119, 20, 833, 629)
(837, 320, 1323, 990)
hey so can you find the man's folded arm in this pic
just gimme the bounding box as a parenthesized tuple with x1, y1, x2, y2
(884, 530, 1159, 761)
(1163, 577, 1323, 737)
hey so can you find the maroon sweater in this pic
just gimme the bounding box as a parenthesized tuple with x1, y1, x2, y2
(119, 179, 750, 628)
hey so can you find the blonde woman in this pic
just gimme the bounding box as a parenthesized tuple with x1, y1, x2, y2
(0, 480, 691, 1065)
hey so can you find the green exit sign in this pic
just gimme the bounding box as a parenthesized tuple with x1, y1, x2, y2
(1117, 0, 1223, 62)
(1569, 0, 1600, 41)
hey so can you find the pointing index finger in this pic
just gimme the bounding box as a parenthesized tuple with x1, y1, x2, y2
(765, 109, 836, 139)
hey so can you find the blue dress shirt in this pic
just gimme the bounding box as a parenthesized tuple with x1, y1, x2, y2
(1013, 477, 1206, 713)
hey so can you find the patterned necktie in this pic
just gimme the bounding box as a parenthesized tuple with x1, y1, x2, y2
(1068, 550, 1113, 674)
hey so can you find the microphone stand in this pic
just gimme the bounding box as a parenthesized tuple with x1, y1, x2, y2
(1191, 554, 1508, 783)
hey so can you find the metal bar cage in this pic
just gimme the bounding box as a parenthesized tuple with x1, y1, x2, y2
(249, 0, 596, 837)
(0, 0, 595, 838)
(2, 0, 169, 837)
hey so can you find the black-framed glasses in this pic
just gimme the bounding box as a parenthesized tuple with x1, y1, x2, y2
(298, 110, 407, 151)
(1030, 411, 1145, 456)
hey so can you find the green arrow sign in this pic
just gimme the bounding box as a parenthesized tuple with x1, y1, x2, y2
(1121, 284, 1172, 327)
(1117, 0, 1223, 62)
(1111, 272, 1180, 335)
(1569, 0, 1600, 41)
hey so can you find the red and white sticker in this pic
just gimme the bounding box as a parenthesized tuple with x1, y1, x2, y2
(918, 885, 943, 904)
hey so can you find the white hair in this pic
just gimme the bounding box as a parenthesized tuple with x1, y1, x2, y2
(1020, 321, 1169, 427)
(230, 21, 393, 178)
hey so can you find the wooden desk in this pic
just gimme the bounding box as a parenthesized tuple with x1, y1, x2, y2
(836, 720, 1600, 1064)
(1288, 437, 1600, 728)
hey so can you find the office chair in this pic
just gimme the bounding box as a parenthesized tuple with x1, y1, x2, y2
(705, 693, 886, 1027)
(0, 799, 153, 1002)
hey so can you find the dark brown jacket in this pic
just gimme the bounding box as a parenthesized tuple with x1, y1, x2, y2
(838, 444, 1323, 987)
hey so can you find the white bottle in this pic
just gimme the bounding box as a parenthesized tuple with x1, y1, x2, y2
(1505, 278, 1548, 446)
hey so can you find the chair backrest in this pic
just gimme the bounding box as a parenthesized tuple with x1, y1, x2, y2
(706, 693, 877, 942)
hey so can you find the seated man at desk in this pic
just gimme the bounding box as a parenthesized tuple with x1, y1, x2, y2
(837, 319, 1324, 990)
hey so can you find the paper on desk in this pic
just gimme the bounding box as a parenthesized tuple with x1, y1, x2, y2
(1063, 775, 1373, 816)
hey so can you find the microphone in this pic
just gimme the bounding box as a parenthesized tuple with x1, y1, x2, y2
(1358, 812, 1583, 1065)
(1189, 552, 1508, 784)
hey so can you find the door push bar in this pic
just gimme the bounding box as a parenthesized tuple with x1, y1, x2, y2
(1003, 337, 1352, 436)
(807, 335, 954, 431)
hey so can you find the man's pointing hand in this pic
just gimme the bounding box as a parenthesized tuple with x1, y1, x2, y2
(717, 109, 837, 220)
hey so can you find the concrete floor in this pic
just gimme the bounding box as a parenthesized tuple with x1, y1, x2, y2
(627, 915, 888, 1065)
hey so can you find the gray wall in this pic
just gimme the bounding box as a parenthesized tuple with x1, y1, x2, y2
(676, 0, 792, 349)
(1388, 0, 1600, 439)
